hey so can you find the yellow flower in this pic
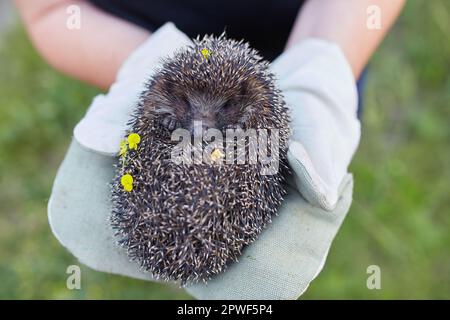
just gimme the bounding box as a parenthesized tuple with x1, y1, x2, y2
(127, 133, 141, 150)
(201, 48, 211, 60)
(119, 139, 128, 156)
(121, 174, 134, 192)
(210, 148, 225, 162)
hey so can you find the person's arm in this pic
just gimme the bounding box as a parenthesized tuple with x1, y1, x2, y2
(286, 0, 405, 79)
(14, 0, 150, 89)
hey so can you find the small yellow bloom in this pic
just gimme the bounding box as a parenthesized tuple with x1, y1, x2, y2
(121, 174, 134, 192)
(119, 139, 128, 156)
(201, 48, 211, 60)
(127, 133, 141, 150)
(210, 148, 225, 162)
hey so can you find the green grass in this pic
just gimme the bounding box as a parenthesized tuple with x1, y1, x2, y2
(0, 1, 449, 299)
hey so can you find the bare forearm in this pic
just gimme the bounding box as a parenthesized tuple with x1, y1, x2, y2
(14, 0, 150, 89)
(287, 0, 405, 79)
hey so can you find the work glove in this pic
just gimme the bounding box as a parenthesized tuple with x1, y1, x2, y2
(48, 30, 357, 299)
(272, 38, 361, 211)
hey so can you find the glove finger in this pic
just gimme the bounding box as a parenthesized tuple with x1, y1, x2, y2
(73, 79, 146, 156)
(287, 140, 339, 211)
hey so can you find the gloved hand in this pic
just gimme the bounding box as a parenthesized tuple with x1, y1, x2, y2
(271, 38, 361, 211)
(74, 22, 192, 155)
(49, 138, 354, 299)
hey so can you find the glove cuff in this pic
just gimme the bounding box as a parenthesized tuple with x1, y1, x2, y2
(273, 38, 358, 116)
(117, 22, 192, 81)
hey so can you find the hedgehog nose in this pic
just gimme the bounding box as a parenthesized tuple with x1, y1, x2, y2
(191, 120, 214, 137)
(191, 120, 207, 137)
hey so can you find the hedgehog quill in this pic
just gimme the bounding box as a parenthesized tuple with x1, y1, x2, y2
(111, 35, 291, 285)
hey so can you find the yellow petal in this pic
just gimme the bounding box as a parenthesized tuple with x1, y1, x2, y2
(210, 148, 225, 162)
(123, 183, 133, 192)
(128, 133, 141, 145)
(121, 174, 133, 187)
(201, 48, 211, 59)
(119, 140, 128, 156)
(127, 133, 140, 151)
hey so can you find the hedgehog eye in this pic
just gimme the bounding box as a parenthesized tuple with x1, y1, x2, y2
(162, 115, 179, 131)
(182, 97, 192, 111)
(221, 100, 231, 110)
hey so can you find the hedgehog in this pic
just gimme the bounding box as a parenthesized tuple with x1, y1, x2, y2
(111, 35, 291, 285)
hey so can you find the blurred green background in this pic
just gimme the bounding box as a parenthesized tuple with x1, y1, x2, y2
(0, 1, 449, 299)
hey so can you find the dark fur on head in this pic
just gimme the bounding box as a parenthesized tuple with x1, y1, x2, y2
(142, 35, 281, 134)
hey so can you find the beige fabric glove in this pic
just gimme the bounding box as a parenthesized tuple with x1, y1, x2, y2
(49, 140, 353, 299)
(271, 38, 361, 211)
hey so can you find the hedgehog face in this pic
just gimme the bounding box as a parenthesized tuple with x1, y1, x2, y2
(150, 80, 266, 135)
(142, 37, 275, 136)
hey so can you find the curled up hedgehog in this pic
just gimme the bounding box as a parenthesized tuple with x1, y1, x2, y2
(111, 35, 291, 285)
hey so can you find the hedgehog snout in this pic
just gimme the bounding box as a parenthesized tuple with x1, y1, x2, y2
(189, 118, 216, 137)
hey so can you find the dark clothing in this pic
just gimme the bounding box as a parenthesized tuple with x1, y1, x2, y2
(89, 0, 365, 116)
(89, 0, 304, 61)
